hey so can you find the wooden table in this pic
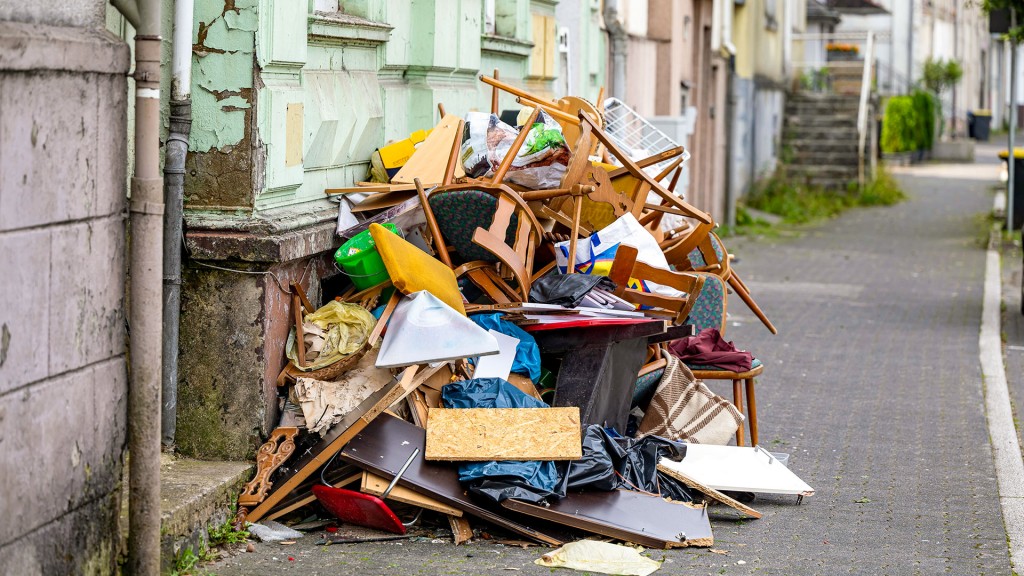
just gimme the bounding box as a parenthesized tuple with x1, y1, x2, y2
(528, 319, 693, 431)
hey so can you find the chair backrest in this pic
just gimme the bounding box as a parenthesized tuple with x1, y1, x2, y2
(607, 244, 706, 325)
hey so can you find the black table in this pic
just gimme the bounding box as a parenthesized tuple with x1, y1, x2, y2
(530, 320, 693, 431)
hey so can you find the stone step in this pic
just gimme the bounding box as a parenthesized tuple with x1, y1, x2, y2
(787, 140, 860, 154)
(784, 113, 858, 127)
(789, 151, 861, 165)
(120, 455, 253, 571)
(784, 126, 859, 140)
(787, 164, 860, 178)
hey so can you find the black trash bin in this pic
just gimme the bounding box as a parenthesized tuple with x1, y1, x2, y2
(970, 110, 993, 141)
(1000, 148, 1024, 228)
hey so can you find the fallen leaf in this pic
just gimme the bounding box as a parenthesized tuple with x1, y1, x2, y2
(710, 549, 729, 555)
(854, 497, 871, 504)
(280, 541, 297, 545)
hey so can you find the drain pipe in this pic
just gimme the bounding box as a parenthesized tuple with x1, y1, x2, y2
(162, 0, 194, 449)
(604, 0, 627, 101)
(111, 0, 165, 573)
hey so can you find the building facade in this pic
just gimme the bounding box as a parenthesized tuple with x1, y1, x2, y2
(0, 2, 130, 573)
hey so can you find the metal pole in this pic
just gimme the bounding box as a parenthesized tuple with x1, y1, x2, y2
(162, 0, 195, 449)
(1009, 8, 1017, 235)
(121, 0, 165, 570)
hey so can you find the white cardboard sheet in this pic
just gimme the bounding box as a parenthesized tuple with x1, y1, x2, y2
(660, 444, 814, 496)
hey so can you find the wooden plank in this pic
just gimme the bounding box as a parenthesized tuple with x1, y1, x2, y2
(425, 408, 581, 461)
(339, 414, 563, 546)
(391, 115, 466, 185)
(264, 472, 362, 522)
(244, 365, 424, 523)
(448, 515, 473, 545)
(502, 490, 713, 549)
(360, 471, 463, 517)
(656, 462, 762, 519)
(325, 183, 418, 195)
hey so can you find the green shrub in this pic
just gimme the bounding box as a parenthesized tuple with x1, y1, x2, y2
(880, 90, 936, 153)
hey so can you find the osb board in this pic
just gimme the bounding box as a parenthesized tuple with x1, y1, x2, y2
(425, 408, 582, 461)
(391, 114, 466, 185)
(360, 472, 462, 517)
(656, 463, 762, 519)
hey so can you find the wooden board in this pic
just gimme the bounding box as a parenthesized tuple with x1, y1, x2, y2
(350, 190, 418, 213)
(501, 489, 713, 549)
(244, 365, 425, 523)
(658, 444, 814, 496)
(448, 515, 473, 545)
(339, 413, 563, 546)
(325, 183, 419, 195)
(425, 408, 582, 461)
(264, 472, 361, 522)
(656, 463, 762, 519)
(391, 114, 466, 185)
(360, 471, 463, 516)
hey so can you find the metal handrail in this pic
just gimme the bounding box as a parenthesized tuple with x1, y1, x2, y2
(857, 31, 874, 188)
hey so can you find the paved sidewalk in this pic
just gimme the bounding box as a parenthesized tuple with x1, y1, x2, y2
(210, 164, 1009, 575)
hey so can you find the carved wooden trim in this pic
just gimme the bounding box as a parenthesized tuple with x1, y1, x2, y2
(238, 427, 300, 507)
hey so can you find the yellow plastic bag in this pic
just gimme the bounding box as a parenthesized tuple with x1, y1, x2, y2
(286, 301, 376, 371)
(536, 540, 661, 576)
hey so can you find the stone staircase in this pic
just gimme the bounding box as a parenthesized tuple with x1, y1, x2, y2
(783, 92, 864, 190)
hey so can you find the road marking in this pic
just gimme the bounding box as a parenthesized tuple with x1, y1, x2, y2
(981, 248, 1024, 570)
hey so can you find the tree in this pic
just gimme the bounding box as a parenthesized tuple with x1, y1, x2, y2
(981, 0, 1024, 43)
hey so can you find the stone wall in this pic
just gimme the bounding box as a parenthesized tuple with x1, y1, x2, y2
(0, 9, 130, 575)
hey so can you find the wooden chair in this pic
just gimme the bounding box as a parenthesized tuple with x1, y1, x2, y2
(606, 245, 706, 326)
(579, 111, 713, 229)
(416, 110, 545, 304)
(665, 229, 777, 335)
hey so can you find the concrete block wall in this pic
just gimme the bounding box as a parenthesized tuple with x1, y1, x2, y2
(0, 9, 130, 575)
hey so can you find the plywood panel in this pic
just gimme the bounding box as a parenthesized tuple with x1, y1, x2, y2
(656, 463, 762, 519)
(360, 472, 462, 516)
(425, 408, 582, 461)
(502, 489, 713, 549)
(390, 114, 465, 185)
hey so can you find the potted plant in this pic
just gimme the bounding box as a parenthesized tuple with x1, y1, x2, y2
(826, 43, 860, 62)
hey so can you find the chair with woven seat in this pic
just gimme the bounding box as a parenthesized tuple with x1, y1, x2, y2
(416, 109, 545, 304)
(673, 270, 765, 447)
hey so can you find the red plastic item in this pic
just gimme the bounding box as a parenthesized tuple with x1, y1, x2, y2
(311, 485, 406, 535)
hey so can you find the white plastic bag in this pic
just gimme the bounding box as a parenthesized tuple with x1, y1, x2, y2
(553, 214, 683, 299)
(460, 110, 570, 189)
(536, 540, 662, 576)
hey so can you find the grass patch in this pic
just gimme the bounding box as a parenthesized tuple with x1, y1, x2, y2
(208, 519, 249, 547)
(745, 166, 906, 224)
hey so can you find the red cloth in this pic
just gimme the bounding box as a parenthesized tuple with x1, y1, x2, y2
(668, 328, 753, 372)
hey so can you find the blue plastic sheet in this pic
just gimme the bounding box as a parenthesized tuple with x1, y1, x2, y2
(468, 314, 542, 382)
(442, 378, 565, 504)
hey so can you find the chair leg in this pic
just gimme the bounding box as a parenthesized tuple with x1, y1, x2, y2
(745, 377, 758, 447)
(728, 273, 778, 335)
(732, 379, 745, 446)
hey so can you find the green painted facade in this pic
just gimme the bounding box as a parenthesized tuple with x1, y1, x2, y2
(183, 0, 578, 215)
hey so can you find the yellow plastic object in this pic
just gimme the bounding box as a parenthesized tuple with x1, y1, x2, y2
(536, 540, 662, 576)
(998, 148, 1024, 160)
(285, 300, 377, 371)
(377, 129, 430, 170)
(369, 223, 467, 316)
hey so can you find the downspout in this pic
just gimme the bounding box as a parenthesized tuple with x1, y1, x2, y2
(111, 0, 164, 573)
(720, 0, 737, 227)
(162, 0, 194, 449)
(604, 0, 627, 101)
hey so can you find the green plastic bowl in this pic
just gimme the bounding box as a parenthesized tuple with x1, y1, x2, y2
(334, 223, 401, 290)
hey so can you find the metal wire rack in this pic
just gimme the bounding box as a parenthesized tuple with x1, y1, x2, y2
(601, 97, 690, 184)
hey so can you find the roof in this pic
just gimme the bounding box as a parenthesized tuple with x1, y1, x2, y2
(807, 0, 842, 24)
(825, 0, 889, 15)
